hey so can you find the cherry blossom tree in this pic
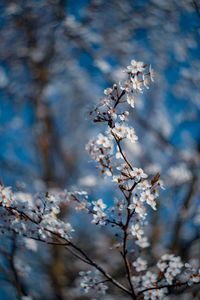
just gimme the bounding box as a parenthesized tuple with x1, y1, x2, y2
(0, 1, 200, 299)
(0, 59, 199, 300)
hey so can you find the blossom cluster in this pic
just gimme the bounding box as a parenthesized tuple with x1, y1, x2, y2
(121, 60, 155, 93)
(131, 254, 200, 300)
(79, 270, 108, 295)
(0, 185, 74, 241)
(84, 62, 161, 249)
(157, 254, 184, 284)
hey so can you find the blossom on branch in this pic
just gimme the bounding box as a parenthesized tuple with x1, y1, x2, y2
(0, 58, 199, 300)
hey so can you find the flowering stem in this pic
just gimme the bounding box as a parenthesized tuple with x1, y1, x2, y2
(2, 204, 133, 297)
(137, 281, 198, 296)
(10, 233, 28, 299)
(112, 133, 133, 171)
(114, 90, 126, 108)
(122, 188, 137, 298)
(66, 240, 134, 297)
(121, 228, 136, 299)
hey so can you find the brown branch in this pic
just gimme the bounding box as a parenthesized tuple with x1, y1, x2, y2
(9, 233, 28, 299)
(120, 185, 137, 299)
(2, 205, 132, 297)
(170, 174, 197, 254)
(193, 0, 200, 17)
(112, 133, 133, 171)
(114, 90, 126, 108)
(66, 239, 133, 296)
(137, 280, 200, 297)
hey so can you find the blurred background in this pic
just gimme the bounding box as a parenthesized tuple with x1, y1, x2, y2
(0, 0, 199, 299)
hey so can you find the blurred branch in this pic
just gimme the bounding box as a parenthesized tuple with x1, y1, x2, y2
(193, 0, 200, 17)
(9, 233, 28, 299)
(170, 174, 197, 255)
(17, 3, 75, 300)
(0, 159, 38, 181)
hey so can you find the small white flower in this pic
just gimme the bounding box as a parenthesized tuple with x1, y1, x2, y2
(104, 87, 113, 95)
(126, 60, 145, 74)
(136, 236, 149, 248)
(24, 238, 37, 252)
(126, 127, 138, 143)
(104, 169, 112, 177)
(79, 270, 108, 295)
(114, 199, 125, 211)
(119, 80, 132, 92)
(0, 186, 13, 207)
(140, 190, 156, 210)
(127, 94, 135, 108)
(157, 254, 184, 284)
(142, 271, 157, 288)
(92, 199, 107, 211)
(99, 97, 110, 106)
(137, 180, 151, 190)
(129, 197, 147, 219)
(133, 257, 148, 272)
(130, 223, 144, 239)
(157, 261, 168, 272)
(143, 288, 167, 300)
(112, 123, 127, 139)
(115, 151, 123, 159)
(119, 111, 129, 121)
(131, 275, 141, 287)
(96, 133, 112, 148)
(92, 210, 107, 225)
(130, 168, 147, 182)
(131, 76, 143, 92)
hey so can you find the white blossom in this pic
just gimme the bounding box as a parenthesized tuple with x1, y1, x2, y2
(135, 236, 150, 248)
(104, 87, 113, 95)
(119, 79, 132, 92)
(126, 127, 138, 143)
(142, 271, 157, 288)
(126, 60, 145, 74)
(111, 123, 127, 139)
(119, 111, 129, 121)
(79, 270, 108, 295)
(130, 168, 147, 182)
(131, 76, 143, 92)
(96, 133, 112, 148)
(92, 199, 107, 211)
(133, 257, 148, 272)
(127, 94, 135, 108)
(143, 288, 168, 300)
(157, 254, 184, 284)
(0, 186, 13, 207)
(140, 190, 157, 210)
(91, 210, 107, 225)
(137, 180, 151, 190)
(128, 197, 147, 219)
(130, 223, 144, 239)
(24, 238, 38, 252)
